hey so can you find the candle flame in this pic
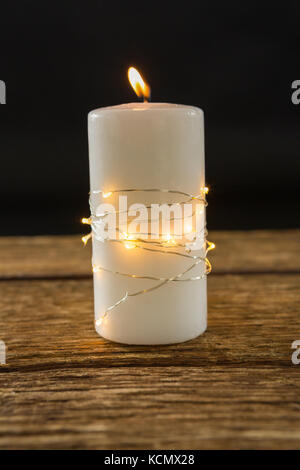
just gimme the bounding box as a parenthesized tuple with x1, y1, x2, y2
(128, 67, 151, 101)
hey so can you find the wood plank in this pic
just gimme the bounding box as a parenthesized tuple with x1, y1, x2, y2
(0, 274, 299, 369)
(0, 235, 92, 279)
(1, 366, 300, 449)
(0, 230, 299, 279)
(1, 247, 299, 449)
(210, 229, 300, 274)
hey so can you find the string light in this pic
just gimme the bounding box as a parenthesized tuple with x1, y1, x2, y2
(81, 233, 92, 246)
(207, 241, 215, 251)
(124, 241, 136, 250)
(162, 234, 177, 247)
(81, 187, 215, 325)
(102, 191, 113, 198)
(81, 217, 91, 225)
(184, 224, 193, 234)
(93, 266, 102, 273)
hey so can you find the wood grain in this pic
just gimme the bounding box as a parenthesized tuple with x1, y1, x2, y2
(1, 367, 300, 450)
(0, 229, 299, 279)
(0, 275, 299, 370)
(0, 235, 92, 279)
(210, 229, 300, 273)
(0, 232, 299, 449)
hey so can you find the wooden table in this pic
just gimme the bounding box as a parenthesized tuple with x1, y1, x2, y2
(0, 230, 299, 450)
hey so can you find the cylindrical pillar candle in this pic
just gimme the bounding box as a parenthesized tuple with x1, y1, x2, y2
(88, 103, 207, 345)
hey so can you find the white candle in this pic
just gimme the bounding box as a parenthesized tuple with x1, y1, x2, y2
(88, 101, 207, 345)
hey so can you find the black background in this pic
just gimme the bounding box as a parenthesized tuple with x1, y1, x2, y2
(1, 0, 299, 235)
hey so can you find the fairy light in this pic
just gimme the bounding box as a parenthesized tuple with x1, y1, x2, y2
(81, 233, 92, 246)
(184, 224, 193, 234)
(121, 232, 137, 249)
(93, 266, 102, 273)
(206, 241, 216, 252)
(82, 187, 214, 324)
(162, 233, 177, 247)
(103, 191, 113, 198)
(124, 241, 136, 250)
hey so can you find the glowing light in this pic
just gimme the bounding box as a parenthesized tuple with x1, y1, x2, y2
(128, 67, 151, 101)
(93, 266, 101, 273)
(162, 233, 177, 246)
(121, 232, 136, 249)
(185, 224, 193, 234)
(85, 187, 214, 319)
(207, 241, 216, 252)
(122, 232, 135, 240)
(205, 258, 212, 274)
(81, 233, 92, 246)
(81, 217, 91, 225)
(124, 242, 136, 250)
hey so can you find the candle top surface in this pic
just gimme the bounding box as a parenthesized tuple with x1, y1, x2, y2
(89, 102, 203, 118)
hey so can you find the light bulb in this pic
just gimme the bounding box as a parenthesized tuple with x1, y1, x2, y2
(81, 233, 91, 245)
(124, 242, 136, 250)
(207, 241, 216, 252)
(163, 234, 176, 246)
(93, 266, 101, 273)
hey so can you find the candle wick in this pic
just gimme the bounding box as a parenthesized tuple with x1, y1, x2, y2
(144, 91, 151, 103)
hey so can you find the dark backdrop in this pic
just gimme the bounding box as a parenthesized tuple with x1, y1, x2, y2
(1, 0, 299, 235)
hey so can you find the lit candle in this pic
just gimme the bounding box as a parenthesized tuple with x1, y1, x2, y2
(87, 67, 208, 345)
